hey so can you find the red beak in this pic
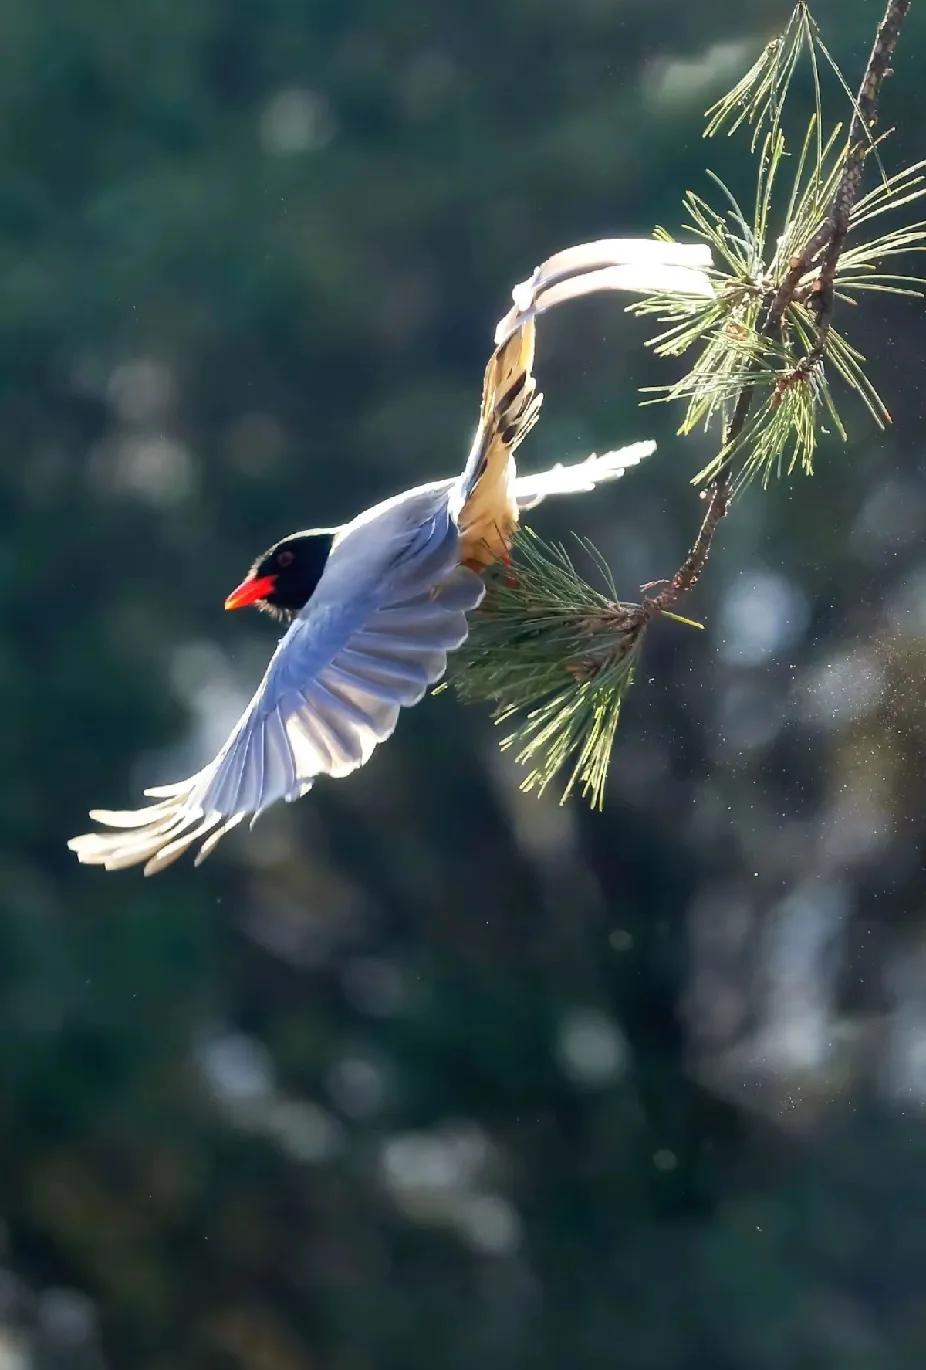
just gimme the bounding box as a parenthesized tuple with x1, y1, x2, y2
(224, 573, 277, 611)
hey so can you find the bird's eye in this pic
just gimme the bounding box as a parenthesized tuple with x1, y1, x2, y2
(276, 549, 295, 569)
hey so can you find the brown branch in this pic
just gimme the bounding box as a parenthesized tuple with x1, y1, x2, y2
(630, 0, 912, 630)
(641, 481, 729, 618)
(814, 0, 911, 319)
(774, 2, 911, 327)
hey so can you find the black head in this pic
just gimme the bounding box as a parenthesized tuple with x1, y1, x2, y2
(224, 530, 336, 624)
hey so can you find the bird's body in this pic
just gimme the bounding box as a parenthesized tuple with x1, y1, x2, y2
(69, 238, 713, 873)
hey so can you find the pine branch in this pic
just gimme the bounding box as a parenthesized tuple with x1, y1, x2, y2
(448, 532, 651, 807)
(632, 0, 912, 628)
(454, 0, 918, 806)
(812, 0, 912, 321)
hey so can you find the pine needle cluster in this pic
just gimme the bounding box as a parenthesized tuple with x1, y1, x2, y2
(633, 6, 926, 492)
(450, 532, 645, 807)
(454, 0, 920, 806)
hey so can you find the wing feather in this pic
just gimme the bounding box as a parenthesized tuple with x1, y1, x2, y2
(336, 647, 432, 694)
(317, 670, 401, 740)
(283, 704, 333, 777)
(263, 706, 297, 806)
(208, 724, 251, 816)
(194, 814, 247, 867)
(143, 812, 224, 877)
(513, 441, 657, 511)
(68, 563, 484, 872)
(297, 698, 364, 774)
(311, 678, 384, 735)
(144, 777, 194, 799)
(88, 798, 179, 829)
(249, 723, 265, 818)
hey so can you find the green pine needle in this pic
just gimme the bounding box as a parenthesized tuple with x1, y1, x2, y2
(703, 2, 812, 148)
(631, 4, 926, 494)
(449, 3, 922, 815)
(448, 530, 650, 809)
(630, 114, 925, 491)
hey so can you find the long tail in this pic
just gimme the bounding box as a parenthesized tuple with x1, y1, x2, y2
(454, 238, 712, 567)
(513, 440, 656, 511)
(494, 238, 714, 347)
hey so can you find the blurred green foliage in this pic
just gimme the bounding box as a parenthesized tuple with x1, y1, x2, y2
(3, 1, 926, 1367)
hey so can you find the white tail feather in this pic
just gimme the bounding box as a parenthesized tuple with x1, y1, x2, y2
(495, 238, 714, 346)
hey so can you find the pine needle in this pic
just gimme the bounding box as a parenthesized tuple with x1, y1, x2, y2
(450, 530, 654, 808)
(631, 3, 922, 493)
(629, 108, 925, 492)
(450, 1, 920, 815)
(703, 3, 810, 147)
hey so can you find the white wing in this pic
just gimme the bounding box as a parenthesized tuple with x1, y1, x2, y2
(512, 441, 656, 511)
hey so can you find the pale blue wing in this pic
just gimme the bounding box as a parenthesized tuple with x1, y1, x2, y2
(68, 500, 483, 874)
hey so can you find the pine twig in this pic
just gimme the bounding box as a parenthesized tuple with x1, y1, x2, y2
(454, 1, 917, 807)
(640, 479, 729, 619)
(812, 0, 912, 323)
(633, 0, 912, 628)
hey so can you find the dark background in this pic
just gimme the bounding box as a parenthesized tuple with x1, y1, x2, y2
(3, 1, 926, 1366)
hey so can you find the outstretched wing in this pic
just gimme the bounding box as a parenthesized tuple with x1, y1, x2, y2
(69, 512, 484, 874)
(68, 321, 541, 876)
(512, 441, 656, 511)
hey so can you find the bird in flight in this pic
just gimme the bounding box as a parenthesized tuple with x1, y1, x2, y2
(69, 239, 713, 874)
